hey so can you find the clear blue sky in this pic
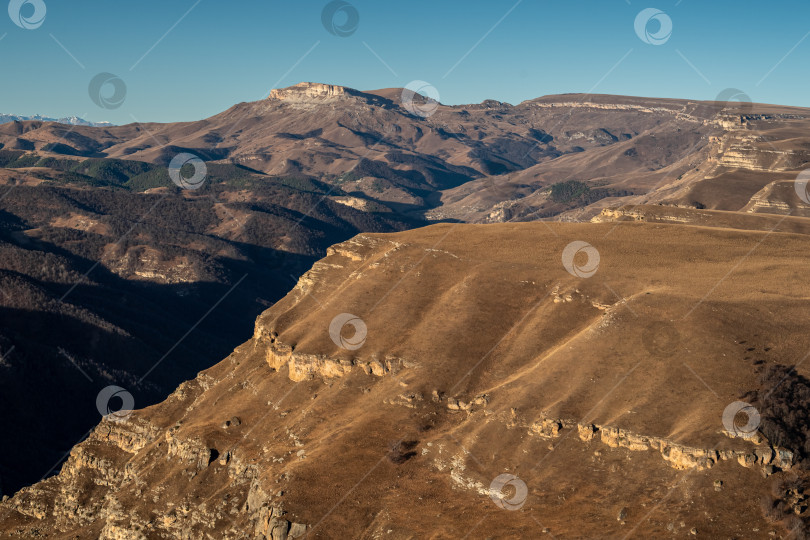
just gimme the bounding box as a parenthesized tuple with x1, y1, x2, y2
(1, 0, 808, 124)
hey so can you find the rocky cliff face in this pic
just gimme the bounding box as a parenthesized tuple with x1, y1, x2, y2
(528, 415, 793, 472)
(267, 82, 351, 101)
(3, 221, 810, 538)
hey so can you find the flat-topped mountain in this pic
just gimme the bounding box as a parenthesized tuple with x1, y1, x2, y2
(3, 215, 810, 538)
(267, 82, 363, 101)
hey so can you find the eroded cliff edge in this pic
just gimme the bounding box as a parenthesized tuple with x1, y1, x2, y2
(2, 221, 810, 538)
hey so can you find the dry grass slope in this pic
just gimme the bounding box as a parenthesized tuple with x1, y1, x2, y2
(3, 217, 810, 538)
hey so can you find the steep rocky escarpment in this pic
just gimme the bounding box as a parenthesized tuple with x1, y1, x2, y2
(268, 82, 352, 101)
(3, 221, 810, 538)
(740, 180, 810, 218)
(0, 171, 418, 494)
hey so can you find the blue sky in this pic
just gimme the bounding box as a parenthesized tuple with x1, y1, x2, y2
(1, 0, 808, 124)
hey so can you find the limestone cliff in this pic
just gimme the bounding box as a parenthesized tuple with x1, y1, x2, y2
(267, 82, 350, 101)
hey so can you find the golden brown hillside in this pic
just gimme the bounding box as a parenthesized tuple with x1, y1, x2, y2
(4, 217, 810, 538)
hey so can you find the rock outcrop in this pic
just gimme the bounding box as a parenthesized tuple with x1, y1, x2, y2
(267, 82, 349, 101)
(529, 416, 794, 472)
(260, 336, 408, 382)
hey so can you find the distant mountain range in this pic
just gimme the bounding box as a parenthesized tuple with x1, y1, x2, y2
(0, 114, 113, 127)
(0, 82, 808, 221)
